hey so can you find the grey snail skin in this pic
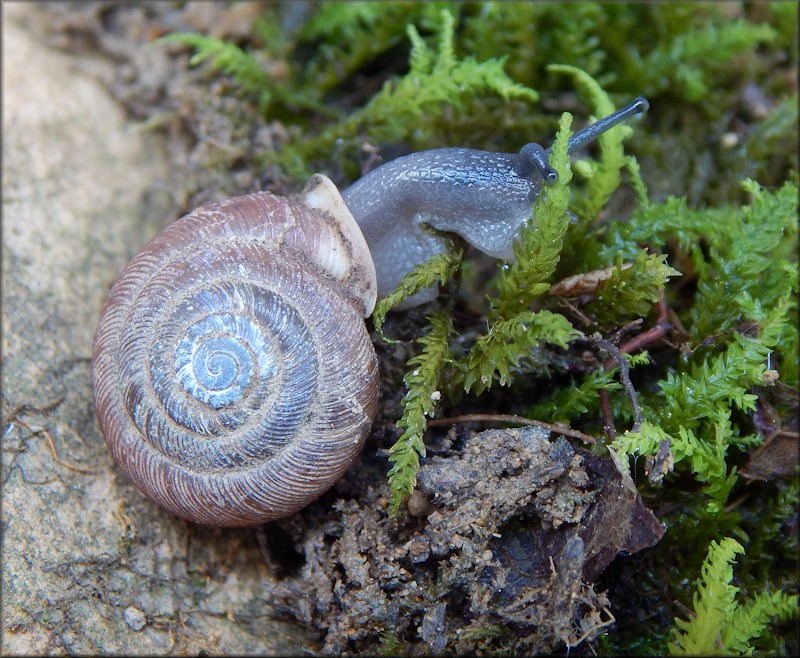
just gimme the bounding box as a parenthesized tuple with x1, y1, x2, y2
(92, 98, 647, 527)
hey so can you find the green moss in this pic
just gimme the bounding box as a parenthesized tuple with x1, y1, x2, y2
(547, 64, 634, 222)
(528, 367, 622, 426)
(372, 245, 463, 339)
(377, 628, 406, 656)
(614, 292, 795, 512)
(669, 538, 798, 656)
(287, 8, 538, 178)
(491, 112, 574, 319)
(585, 251, 680, 326)
(386, 310, 452, 512)
(456, 310, 582, 396)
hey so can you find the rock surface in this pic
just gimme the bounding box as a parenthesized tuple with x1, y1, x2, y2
(1, 5, 303, 654)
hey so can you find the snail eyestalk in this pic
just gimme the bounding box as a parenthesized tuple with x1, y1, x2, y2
(527, 97, 650, 186)
(519, 97, 650, 186)
(563, 96, 649, 156)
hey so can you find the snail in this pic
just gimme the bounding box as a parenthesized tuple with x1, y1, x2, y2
(92, 97, 648, 527)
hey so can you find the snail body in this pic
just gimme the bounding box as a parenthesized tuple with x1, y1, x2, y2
(93, 99, 648, 526)
(344, 97, 649, 307)
(343, 147, 538, 307)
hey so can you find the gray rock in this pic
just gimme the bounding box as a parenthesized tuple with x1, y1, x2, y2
(123, 607, 147, 632)
(1, 5, 304, 654)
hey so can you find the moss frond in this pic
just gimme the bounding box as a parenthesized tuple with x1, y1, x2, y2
(161, 32, 331, 116)
(272, 9, 539, 178)
(372, 245, 463, 339)
(298, 2, 453, 97)
(640, 19, 776, 102)
(614, 295, 794, 511)
(548, 64, 638, 222)
(456, 311, 582, 396)
(387, 310, 452, 512)
(528, 362, 632, 426)
(585, 251, 681, 325)
(669, 537, 799, 655)
(615, 421, 737, 513)
(689, 180, 798, 342)
(491, 112, 573, 320)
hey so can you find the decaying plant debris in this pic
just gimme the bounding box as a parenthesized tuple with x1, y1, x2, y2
(269, 427, 664, 654)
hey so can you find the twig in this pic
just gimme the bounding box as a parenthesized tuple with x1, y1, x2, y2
(609, 318, 644, 345)
(594, 290, 672, 438)
(7, 410, 95, 475)
(598, 388, 616, 441)
(594, 337, 645, 433)
(427, 413, 596, 443)
(3, 397, 64, 427)
(557, 297, 595, 328)
(44, 429, 95, 474)
(614, 290, 672, 357)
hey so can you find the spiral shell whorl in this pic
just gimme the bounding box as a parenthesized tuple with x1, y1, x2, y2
(92, 187, 378, 526)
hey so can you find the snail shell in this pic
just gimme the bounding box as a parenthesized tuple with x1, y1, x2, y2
(92, 175, 379, 526)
